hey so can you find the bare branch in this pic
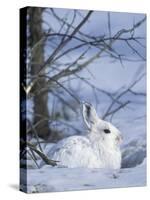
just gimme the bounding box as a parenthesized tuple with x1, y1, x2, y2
(38, 10, 93, 73)
(102, 73, 145, 119)
(27, 148, 40, 168)
(113, 16, 146, 39)
(26, 141, 58, 166)
(125, 40, 146, 60)
(103, 100, 130, 119)
(107, 12, 112, 43)
(27, 119, 43, 152)
(27, 11, 93, 92)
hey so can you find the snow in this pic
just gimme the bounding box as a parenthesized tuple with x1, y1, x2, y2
(20, 158, 146, 193)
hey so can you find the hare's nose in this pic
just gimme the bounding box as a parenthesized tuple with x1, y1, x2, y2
(116, 135, 123, 144)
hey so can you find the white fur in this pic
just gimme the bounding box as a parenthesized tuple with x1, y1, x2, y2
(47, 102, 122, 169)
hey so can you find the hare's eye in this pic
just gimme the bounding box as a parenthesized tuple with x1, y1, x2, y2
(104, 129, 111, 134)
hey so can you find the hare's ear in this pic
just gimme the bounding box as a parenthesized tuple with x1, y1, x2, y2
(82, 102, 99, 129)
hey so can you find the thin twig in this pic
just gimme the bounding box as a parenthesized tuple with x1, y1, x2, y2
(27, 149, 40, 168)
(27, 119, 43, 152)
(26, 141, 58, 166)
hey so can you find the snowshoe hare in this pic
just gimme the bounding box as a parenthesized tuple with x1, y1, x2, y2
(47, 102, 122, 169)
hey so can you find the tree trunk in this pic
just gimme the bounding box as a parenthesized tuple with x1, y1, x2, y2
(28, 7, 50, 139)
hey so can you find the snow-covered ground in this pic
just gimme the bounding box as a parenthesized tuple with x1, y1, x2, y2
(21, 158, 146, 193)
